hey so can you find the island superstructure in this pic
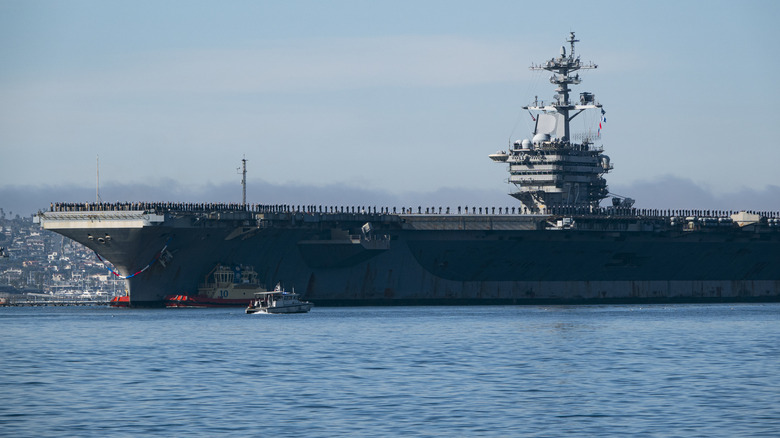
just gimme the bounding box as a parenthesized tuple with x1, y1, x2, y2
(490, 32, 611, 213)
(37, 33, 780, 307)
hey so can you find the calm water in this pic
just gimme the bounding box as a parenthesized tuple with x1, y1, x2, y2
(1, 304, 779, 437)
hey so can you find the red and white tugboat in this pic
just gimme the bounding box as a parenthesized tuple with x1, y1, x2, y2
(165, 265, 267, 308)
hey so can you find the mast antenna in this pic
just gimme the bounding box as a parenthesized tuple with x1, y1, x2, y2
(238, 156, 247, 208)
(567, 31, 579, 58)
(96, 154, 100, 204)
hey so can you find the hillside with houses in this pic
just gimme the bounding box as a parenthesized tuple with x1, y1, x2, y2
(0, 209, 123, 303)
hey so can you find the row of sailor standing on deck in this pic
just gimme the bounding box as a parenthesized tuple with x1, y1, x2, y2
(47, 201, 780, 219)
(547, 205, 780, 219)
(52, 201, 257, 212)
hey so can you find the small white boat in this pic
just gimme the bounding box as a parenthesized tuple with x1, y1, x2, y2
(245, 284, 313, 314)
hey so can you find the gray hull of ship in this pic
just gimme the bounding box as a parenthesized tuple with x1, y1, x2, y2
(42, 212, 780, 306)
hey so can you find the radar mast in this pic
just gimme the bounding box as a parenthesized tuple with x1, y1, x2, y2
(526, 32, 599, 141)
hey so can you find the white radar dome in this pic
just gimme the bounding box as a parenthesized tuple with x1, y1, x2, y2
(532, 133, 550, 144)
(521, 139, 532, 149)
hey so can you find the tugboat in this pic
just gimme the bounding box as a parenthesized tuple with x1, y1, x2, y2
(245, 284, 313, 314)
(165, 265, 267, 308)
(109, 295, 130, 307)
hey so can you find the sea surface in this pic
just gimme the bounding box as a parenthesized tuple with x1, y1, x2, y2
(1, 304, 779, 437)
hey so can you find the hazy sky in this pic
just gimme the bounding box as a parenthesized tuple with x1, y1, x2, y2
(1, 0, 779, 215)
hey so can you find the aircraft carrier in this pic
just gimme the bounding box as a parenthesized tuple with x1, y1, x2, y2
(37, 33, 780, 307)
